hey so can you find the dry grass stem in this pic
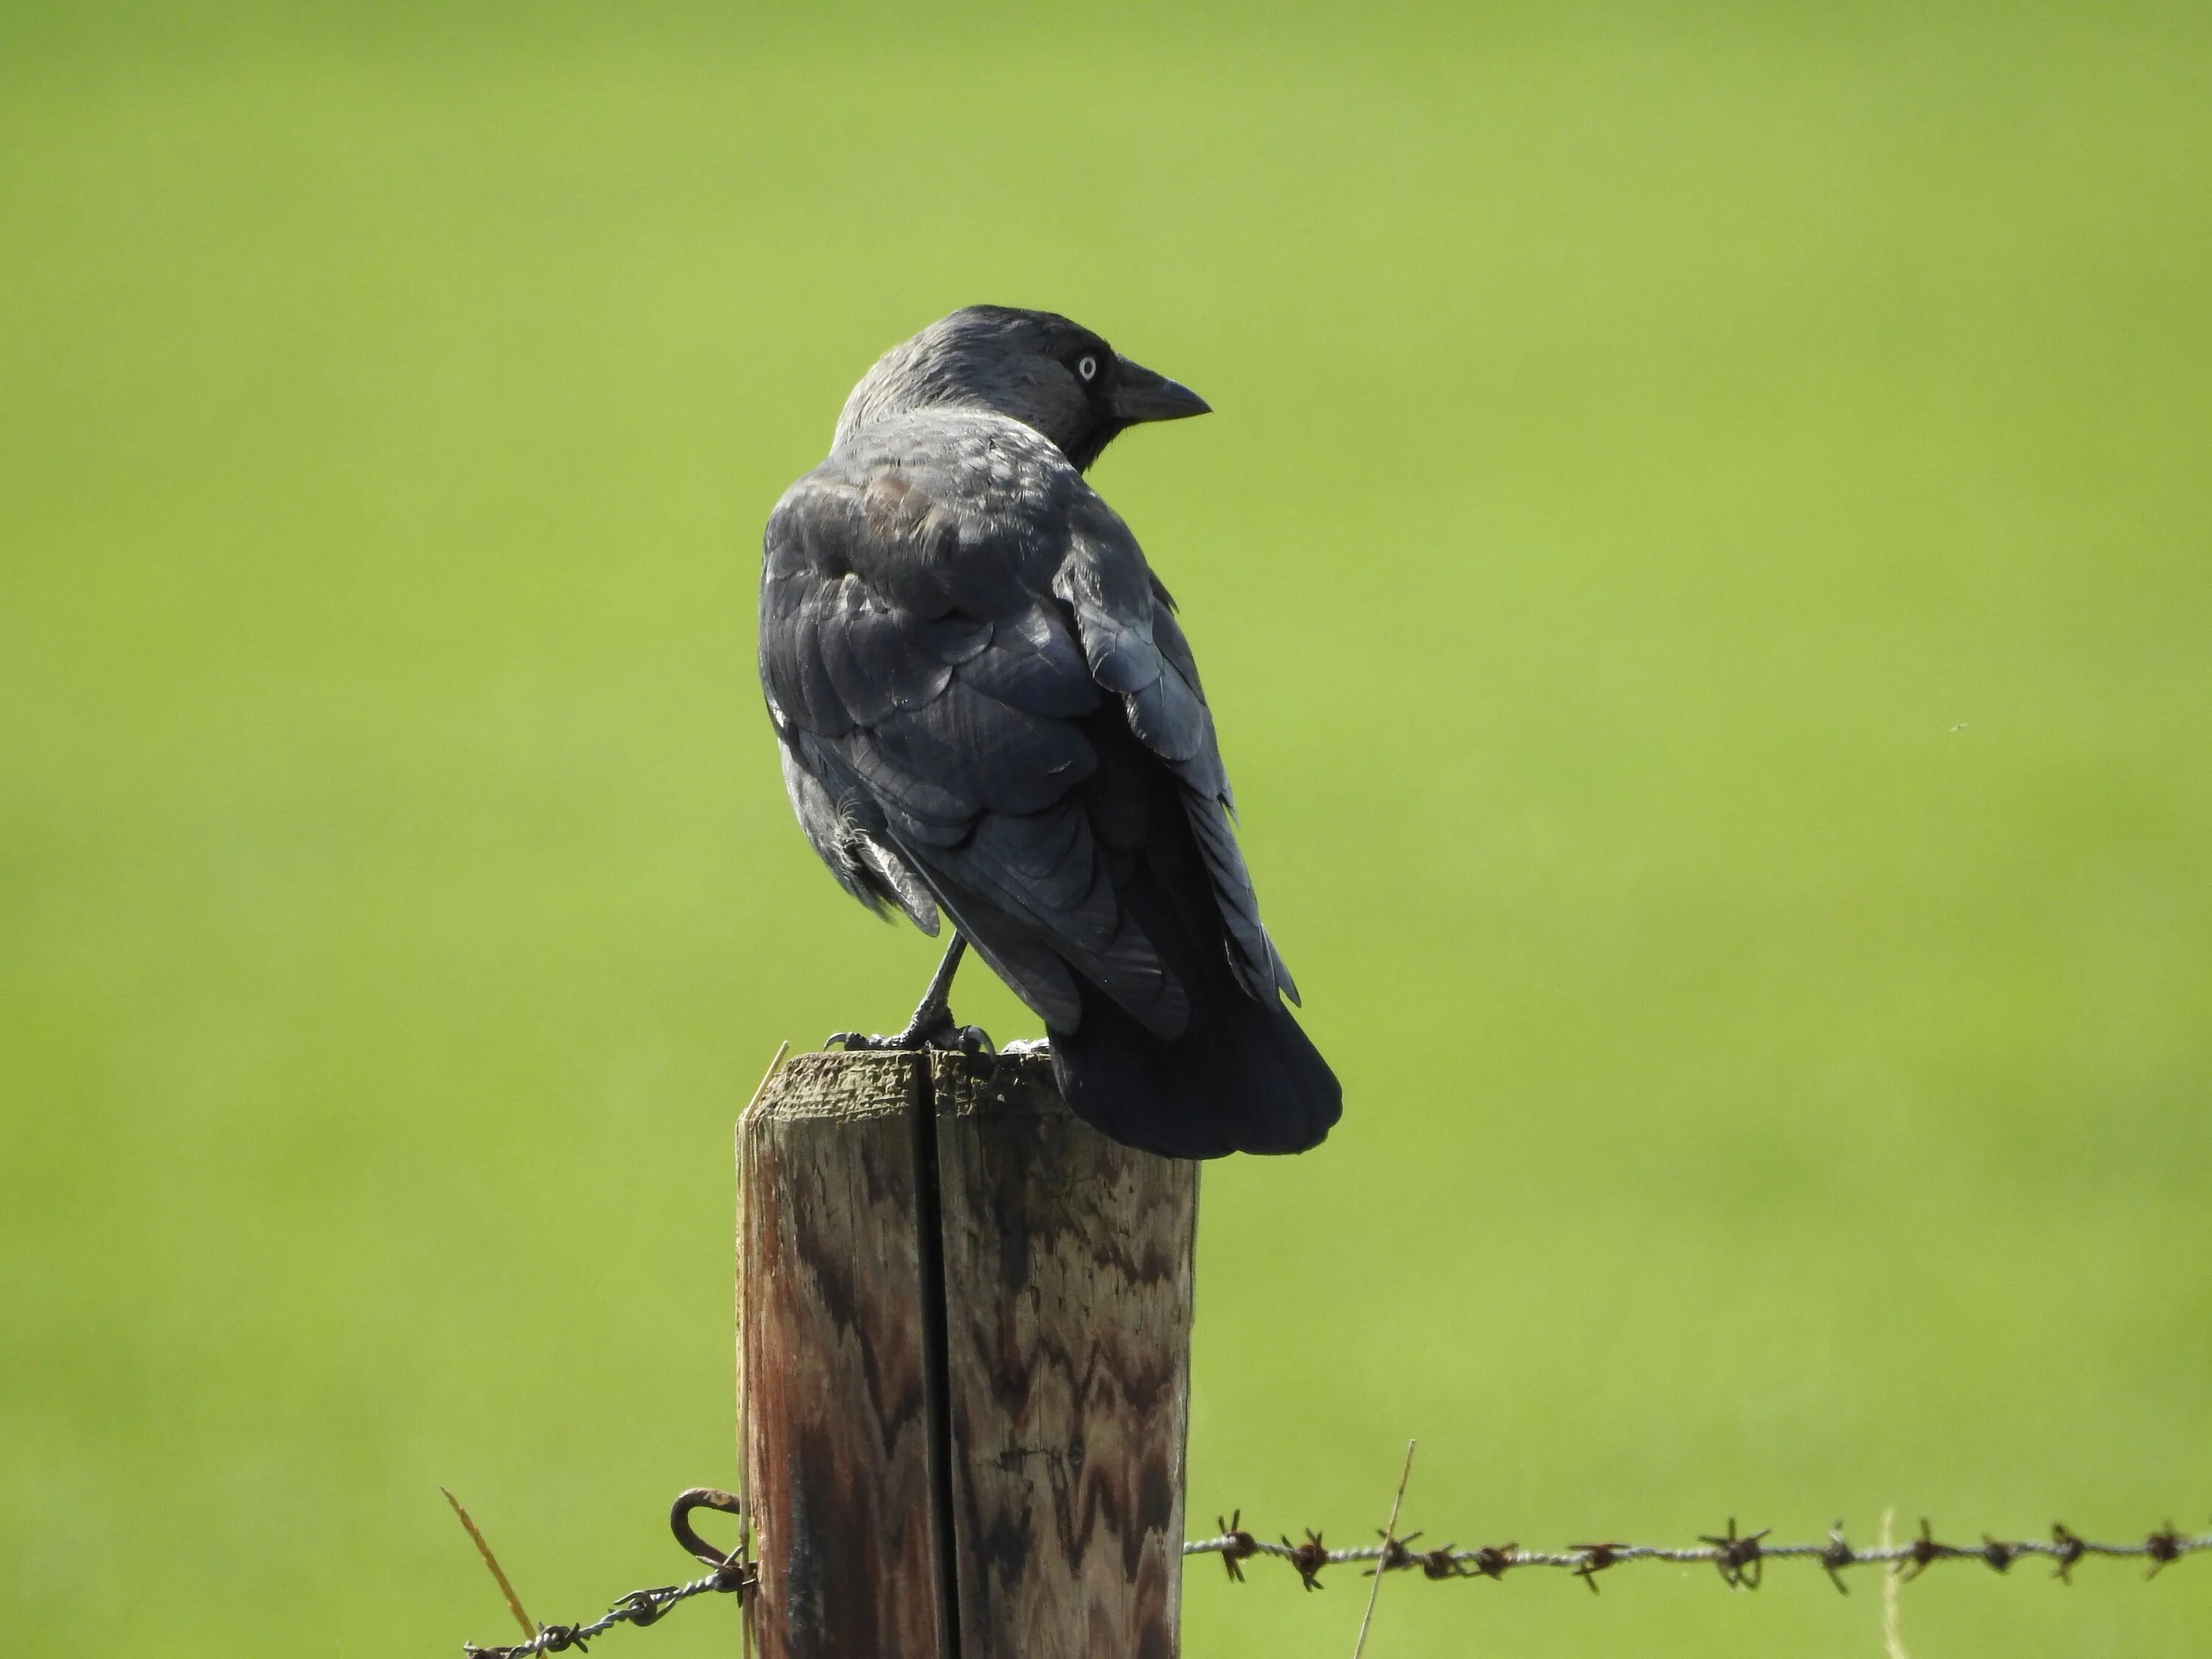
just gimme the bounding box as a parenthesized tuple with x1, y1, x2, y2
(1351, 1439, 1418, 1659)
(1881, 1507, 1910, 1659)
(442, 1486, 538, 1642)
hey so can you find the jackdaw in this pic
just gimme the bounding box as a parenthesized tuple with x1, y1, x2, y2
(758, 306, 1340, 1158)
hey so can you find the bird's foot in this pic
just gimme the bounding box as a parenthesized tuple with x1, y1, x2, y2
(826, 1018, 993, 1055)
(999, 1037, 1053, 1057)
(827, 938, 990, 1054)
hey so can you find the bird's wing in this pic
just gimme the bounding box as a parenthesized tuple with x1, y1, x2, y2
(762, 412, 1201, 1034)
(1051, 489, 1299, 1006)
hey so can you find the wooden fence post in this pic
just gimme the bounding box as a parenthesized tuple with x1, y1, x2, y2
(739, 1048, 1197, 1659)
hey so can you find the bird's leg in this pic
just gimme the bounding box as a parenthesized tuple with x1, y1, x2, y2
(827, 935, 992, 1054)
(900, 933, 971, 1046)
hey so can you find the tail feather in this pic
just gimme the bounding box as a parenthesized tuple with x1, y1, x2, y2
(1049, 959, 1341, 1159)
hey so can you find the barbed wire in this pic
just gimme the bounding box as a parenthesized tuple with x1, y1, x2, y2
(1186, 1512, 2212, 1593)
(456, 1491, 2208, 1656)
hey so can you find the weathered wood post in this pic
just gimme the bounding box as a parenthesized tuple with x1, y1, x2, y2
(738, 1048, 1197, 1659)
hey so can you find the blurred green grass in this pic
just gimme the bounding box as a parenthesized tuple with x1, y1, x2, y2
(4, 3, 2209, 1654)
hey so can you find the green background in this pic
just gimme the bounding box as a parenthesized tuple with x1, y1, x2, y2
(5, 3, 2208, 1655)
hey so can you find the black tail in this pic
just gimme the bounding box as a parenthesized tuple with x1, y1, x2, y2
(1049, 955, 1341, 1160)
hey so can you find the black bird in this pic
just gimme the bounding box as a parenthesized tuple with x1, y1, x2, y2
(757, 306, 1340, 1158)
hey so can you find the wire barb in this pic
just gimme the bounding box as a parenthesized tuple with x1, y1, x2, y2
(1569, 1543, 1623, 1593)
(1700, 1517, 1768, 1590)
(1284, 1528, 1329, 1590)
(2052, 1522, 2087, 1583)
(1212, 1510, 1257, 1582)
(1821, 1522, 1855, 1594)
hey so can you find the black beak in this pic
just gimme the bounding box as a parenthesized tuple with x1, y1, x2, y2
(1109, 356, 1211, 423)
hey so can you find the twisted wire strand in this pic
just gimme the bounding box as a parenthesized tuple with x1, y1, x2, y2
(462, 1568, 736, 1658)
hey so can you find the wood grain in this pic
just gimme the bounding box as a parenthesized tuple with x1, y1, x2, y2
(932, 1052, 1196, 1659)
(740, 1051, 947, 1659)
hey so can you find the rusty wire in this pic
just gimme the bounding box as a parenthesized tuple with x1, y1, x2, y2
(457, 1494, 2208, 1655)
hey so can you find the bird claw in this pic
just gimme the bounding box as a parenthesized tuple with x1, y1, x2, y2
(826, 1021, 993, 1055)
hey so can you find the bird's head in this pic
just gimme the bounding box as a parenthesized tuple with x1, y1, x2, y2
(835, 305, 1210, 471)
